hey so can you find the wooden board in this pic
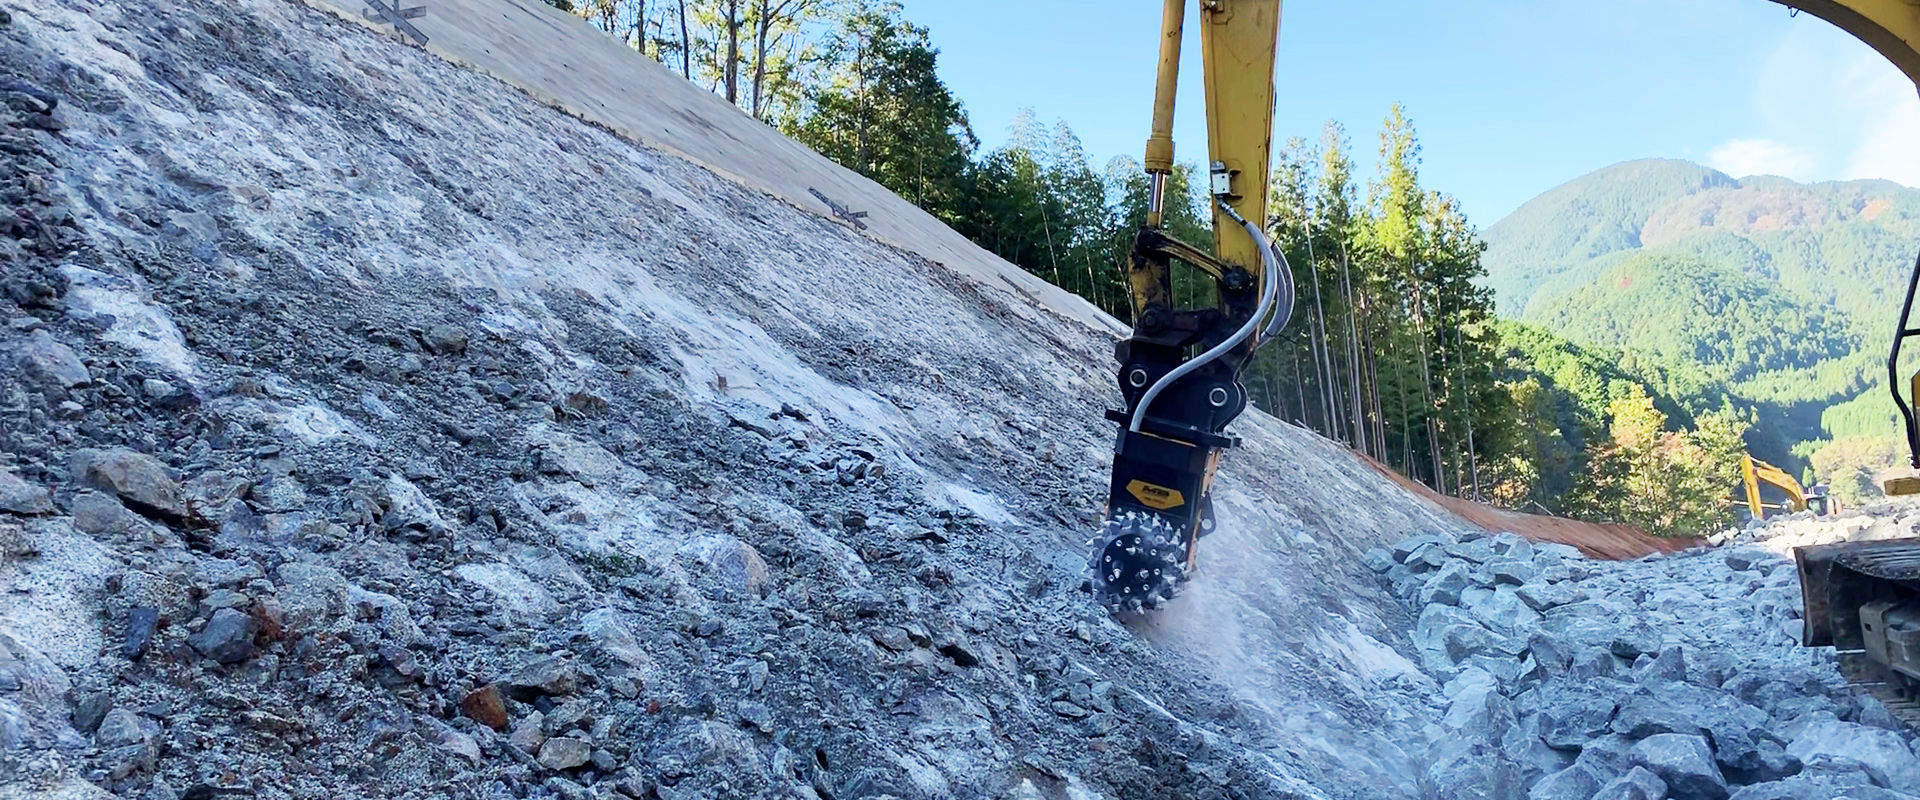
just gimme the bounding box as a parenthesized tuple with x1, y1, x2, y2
(1360, 454, 1702, 560)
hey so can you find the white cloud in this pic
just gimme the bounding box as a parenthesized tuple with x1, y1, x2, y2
(1706, 138, 1818, 180)
(1836, 50, 1920, 187)
(1738, 21, 1920, 188)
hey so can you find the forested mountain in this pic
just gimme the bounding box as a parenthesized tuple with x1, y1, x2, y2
(1484, 159, 1920, 481)
(1482, 159, 1735, 312)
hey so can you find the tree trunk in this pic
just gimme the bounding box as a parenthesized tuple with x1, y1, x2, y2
(1338, 240, 1367, 456)
(750, 0, 771, 117)
(1454, 312, 1482, 498)
(723, 0, 742, 105)
(678, 0, 692, 77)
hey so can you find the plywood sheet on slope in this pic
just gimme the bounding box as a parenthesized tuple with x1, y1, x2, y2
(301, 0, 1121, 337)
(1362, 455, 1701, 559)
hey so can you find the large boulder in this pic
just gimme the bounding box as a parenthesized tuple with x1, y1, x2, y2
(188, 608, 260, 664)
(1393, 532, 1456, 563)
(1612, 689, 1707, 739)
(1444, 669, 1516, 733)
(1573, 734, 1639, 782)
(1516, 581, 1582, 611)
(1631, 733, 1728, 800)
(1426, 740, 1526, 800)
(1726, 774, 1912, 800)
(275, 563, 352, 631)
(1503, 715, 1576, 783)
(1468, 586, 1544, 634)
(1610, 622, 1664, 660)
(71, 448, 183, 519)
(1541, 599, 1629, 650)
(1536, 689, 1618, 750)
(0, 470, 54, 515)
(680, 535, 771, 598)
(1444, 624, 1526, 663)
(1422, 560, 1472, 605)
(1445, 538, 1499, 564)
(0, 632, 80, 752)
(1786, 718, 1920, 794)
(1591, 766, 1668, 800)
(12, 329, 89, 390)
(1488, 558, 1536, 586)
(1527, 765, 1599, 800)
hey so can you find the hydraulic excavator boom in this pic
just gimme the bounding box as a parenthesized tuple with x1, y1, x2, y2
(1088, 0, 1290, 614)
(1741, 453, 1811, 518)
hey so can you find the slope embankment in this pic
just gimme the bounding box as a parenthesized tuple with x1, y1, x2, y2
(304, 0, 1117, 340)
(0, 2, 1491, 799)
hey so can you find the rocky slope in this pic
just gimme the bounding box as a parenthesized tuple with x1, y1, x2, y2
(0, 1, 1477, 799)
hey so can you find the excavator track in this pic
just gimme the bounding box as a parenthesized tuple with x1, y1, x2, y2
(1836, 651, 1920, 728)
(1795, 538, 1920, 725)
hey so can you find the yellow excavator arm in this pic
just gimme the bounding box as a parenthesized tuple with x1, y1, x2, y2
(1089, 0, 1284, 614)
(1741, 453, 1809, 518)
(1091, 0, 1920, 615)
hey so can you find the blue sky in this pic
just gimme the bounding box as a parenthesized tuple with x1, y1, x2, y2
(902, 0, 1920, 225)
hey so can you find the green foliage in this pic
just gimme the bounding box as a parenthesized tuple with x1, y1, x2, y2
(1806, 437, 1902, 506)
(1481, 159, 1735, 313)
(545, 0, 576, 11)
(1254, 110, 1505, 500)
(1527, 253, 1858, 387)
(946, 114, 1136, 315)
(784, 6, 976, 218)
(1486, 158, 1920, 490)
(1578, 388, 1749, 537)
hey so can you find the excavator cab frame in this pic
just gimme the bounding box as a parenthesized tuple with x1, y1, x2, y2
(1887, 250, 1920, 495)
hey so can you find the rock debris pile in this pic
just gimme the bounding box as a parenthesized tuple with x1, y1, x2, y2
(1723, 500, 1920, 554)
(1372, 526, 1920, 800)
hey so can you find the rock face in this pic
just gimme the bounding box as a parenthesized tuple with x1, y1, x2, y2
(8, 0, 1916, 796)
(0, 1, 1482, 798)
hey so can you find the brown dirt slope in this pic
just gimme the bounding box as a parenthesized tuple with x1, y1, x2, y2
(1362, 456, 1702, 559)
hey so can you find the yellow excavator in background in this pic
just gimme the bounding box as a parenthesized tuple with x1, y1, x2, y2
(1090, 0, 1920, 712)
(1740, 453, 1837, 519)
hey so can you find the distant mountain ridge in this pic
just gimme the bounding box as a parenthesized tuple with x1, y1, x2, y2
(1481, 159, 1920, 461)
(1485, 159, 1920, 317)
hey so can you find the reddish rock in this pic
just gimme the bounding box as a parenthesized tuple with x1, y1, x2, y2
(460, 684, 509, 730)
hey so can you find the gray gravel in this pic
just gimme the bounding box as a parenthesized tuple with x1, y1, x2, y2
(1371, 519, 1920, 800)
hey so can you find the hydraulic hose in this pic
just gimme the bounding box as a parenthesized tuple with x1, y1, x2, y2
(1129, 200, 1291, 433)
(1261, 239, 1296, 339)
